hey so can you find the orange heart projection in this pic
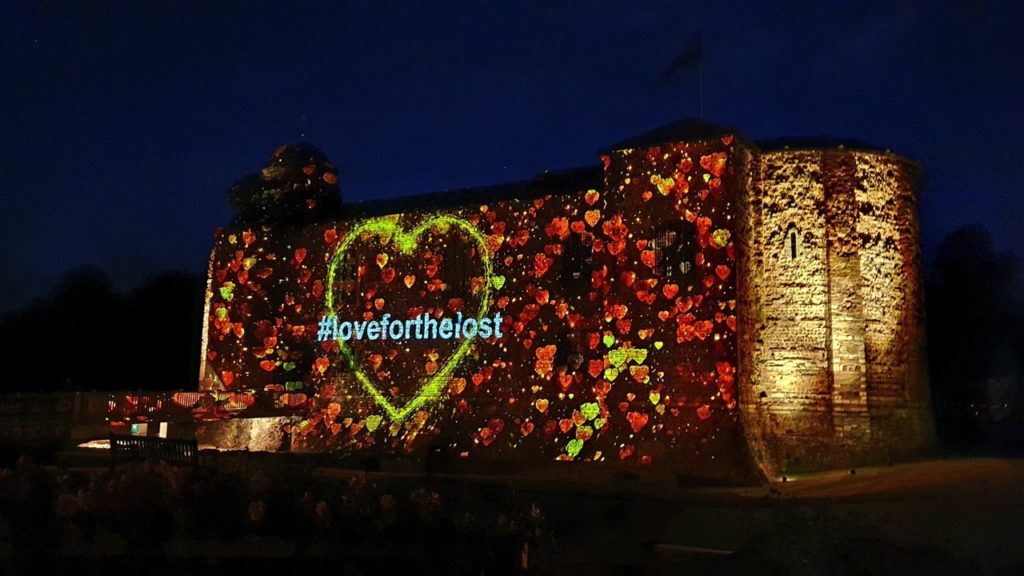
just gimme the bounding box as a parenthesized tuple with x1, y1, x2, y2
(202, 138, 743, 470)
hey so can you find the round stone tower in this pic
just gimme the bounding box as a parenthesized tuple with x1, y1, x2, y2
(736, 146, 933, 475)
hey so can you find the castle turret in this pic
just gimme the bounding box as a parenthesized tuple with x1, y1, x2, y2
(737, 145, 933, 475)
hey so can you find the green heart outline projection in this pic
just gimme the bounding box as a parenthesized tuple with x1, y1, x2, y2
(325, 215, 494, 421)
(204, 140, 746, 466)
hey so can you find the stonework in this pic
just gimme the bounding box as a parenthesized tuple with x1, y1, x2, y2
(197, 416, 299, 452)
(738, 146, 933, 475)
(190, 123, 935, 477)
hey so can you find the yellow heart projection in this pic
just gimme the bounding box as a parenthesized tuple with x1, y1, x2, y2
(201, 138, 743, 472)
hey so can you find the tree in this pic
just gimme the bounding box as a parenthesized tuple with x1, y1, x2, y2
(0, 266, 124, 392)
(927, 225, 1022, 449)
(124, 272, 205, 391)
(227, 143, 343, 226)
(0, 267, 204, 392)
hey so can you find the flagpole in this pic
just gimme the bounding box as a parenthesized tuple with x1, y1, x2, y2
(664, 31, 703, 118)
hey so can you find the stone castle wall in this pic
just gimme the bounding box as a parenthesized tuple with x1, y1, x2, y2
(851, 152, 932, 454)
(738, 147, 933, 475)
(190, 131, 935, 476)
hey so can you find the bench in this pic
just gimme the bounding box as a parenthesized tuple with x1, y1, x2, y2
(109, 434, 199, 469)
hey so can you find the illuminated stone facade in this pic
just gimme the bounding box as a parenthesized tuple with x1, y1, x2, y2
(187, 122, 933, 477)
(736, 147, 933, 475)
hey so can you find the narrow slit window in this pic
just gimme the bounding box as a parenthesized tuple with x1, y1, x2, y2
(784, 224, 799, 260)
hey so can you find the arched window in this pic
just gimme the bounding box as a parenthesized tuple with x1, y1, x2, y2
(785, 224, 799, 260)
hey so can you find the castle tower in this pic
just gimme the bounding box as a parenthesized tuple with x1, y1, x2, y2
(737, 146, 933, 475)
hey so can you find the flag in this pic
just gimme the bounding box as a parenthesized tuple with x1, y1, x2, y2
(664, 32, 702, 83)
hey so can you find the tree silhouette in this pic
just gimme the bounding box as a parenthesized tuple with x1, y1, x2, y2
(227, 143, 343, 226)
(0, 267, 203, 392)
(124, 271, 205, 391)
(927, 225, 1023, 450)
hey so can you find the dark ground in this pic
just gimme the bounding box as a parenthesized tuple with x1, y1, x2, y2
(1, 449, 1022, 576)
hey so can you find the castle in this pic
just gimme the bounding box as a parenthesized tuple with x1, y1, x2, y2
(183, 119, 933, 478)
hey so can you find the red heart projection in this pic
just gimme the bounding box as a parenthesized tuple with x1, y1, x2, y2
(203, 136, 742, 468)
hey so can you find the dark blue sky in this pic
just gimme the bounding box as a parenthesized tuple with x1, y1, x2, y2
(2, 1, 1022, 311)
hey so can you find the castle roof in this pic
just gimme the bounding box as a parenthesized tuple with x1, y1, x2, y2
(605, 118, 740, 152)
(337, 119, 744, 220)
(340, 165, 602, 220)
(755, 135, 921, 171)
(755, 135, 879, 151)
(302, 119, 917, 222)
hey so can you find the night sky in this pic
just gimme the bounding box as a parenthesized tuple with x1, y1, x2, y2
(2, 1, 1022, 312)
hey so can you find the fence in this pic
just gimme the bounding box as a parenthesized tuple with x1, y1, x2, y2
(109, 434, 199, 468)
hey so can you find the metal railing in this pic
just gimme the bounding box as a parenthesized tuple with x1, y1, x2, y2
(109, 434, 199, 468)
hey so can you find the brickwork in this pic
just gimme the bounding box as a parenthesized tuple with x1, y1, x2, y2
(823, 153, 871, 445)
(740, 151, 834, 472)
(853, 153, 932, 453)
(738, 147, 933, 475)
(192, 125, 935, 476)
